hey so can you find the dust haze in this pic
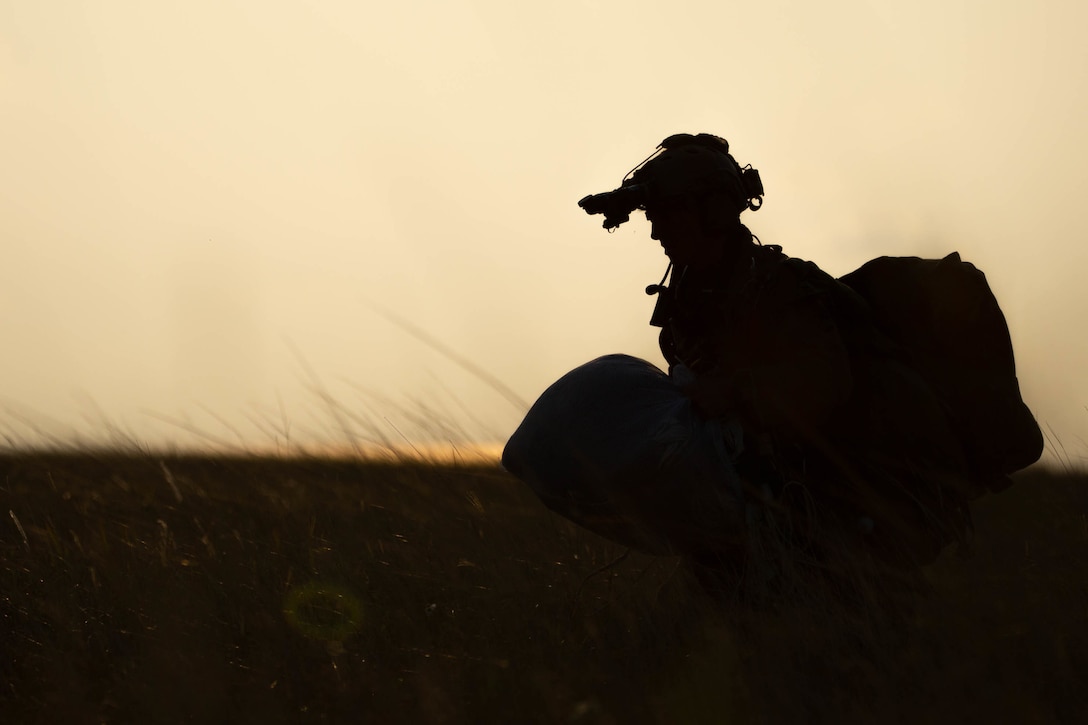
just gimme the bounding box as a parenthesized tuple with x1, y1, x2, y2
(1, 1, 1086, 462)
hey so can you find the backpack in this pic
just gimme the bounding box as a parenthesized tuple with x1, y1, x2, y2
(838, 252, 1043, 489)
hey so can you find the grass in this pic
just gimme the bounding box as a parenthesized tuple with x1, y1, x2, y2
(1, 450, 1086, 723)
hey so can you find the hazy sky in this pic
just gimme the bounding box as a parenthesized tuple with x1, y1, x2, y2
(2, 0, 1086, 461)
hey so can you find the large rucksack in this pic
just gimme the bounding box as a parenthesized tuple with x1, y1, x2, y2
(838, 252, 1043, 489)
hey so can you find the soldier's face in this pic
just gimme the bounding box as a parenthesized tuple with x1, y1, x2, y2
(646, 196, 717, 266)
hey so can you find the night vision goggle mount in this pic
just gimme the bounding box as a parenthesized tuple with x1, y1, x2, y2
(578, 133, 764, 231)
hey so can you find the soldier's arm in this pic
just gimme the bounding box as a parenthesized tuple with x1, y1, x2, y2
(750, 287, 853, 433)
(685, 265, 853, 434)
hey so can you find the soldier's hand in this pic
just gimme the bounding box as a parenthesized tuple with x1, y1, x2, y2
(674, 368, 756, 421)
(681, 376, 731, 419)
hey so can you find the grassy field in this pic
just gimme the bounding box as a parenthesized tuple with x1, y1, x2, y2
(1, 451, 1085, 724)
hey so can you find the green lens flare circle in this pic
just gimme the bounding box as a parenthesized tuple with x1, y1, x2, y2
(283, 582, 364, 642)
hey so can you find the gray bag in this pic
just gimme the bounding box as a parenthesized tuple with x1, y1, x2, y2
(502, 354, 745, 556)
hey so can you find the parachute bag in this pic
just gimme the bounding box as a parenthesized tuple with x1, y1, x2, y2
(839, 253, 1043, 488)
(502, 354, 745, 557)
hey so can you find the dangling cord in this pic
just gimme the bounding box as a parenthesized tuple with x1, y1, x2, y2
(645, 261, 673, 296)
(624, 145, 667, 183)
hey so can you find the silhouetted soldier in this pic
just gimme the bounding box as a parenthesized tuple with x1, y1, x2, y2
(573, 133, 1042, 570)
(578, 132, 1035, 566)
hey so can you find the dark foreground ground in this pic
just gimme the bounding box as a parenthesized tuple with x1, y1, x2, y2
(1, 451, 1085, 724)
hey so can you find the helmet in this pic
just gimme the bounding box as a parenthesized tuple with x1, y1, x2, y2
(579, 133, 763, 230)
(630, 133, 760, 212)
